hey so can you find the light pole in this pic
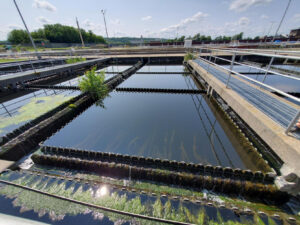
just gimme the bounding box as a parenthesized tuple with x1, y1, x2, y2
(76, 17, 85, 48)
(272, 0, 292, 42)
(264, 21, 275, 43)
(101, 10, 109, 47)
(13, 0, 40, 59)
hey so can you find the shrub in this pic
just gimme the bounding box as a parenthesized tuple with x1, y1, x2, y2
(78, 67, 109, 106)
(66, 57, 86, 64)
(184, 52, 195, 62)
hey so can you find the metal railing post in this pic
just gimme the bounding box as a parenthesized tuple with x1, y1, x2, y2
(2, 103, 12, 117)
(18, 64, 23, 72)
(285, 111, 300, 135)
(226, 53, 236, 88)
(260, 56, 274, 83)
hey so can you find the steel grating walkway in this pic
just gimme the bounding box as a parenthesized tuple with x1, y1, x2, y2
(193, 59, 300, 139)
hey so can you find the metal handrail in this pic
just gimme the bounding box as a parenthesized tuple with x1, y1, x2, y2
(210, 55, 300, 81)
(197, 57, 300, 134)
(221, 47, 300, 56)
(198, 57, 300, 103)
(196, 47, 300, 61)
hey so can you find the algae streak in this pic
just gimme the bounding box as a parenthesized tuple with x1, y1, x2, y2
(0, 95, 72, 135)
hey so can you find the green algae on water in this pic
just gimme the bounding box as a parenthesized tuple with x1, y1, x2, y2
(0, 95, 72, 135)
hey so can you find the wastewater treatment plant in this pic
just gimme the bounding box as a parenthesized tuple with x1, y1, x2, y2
(0, 0, 300, 224)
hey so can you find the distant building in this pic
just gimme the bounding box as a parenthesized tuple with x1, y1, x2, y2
(289, 28, 300, 39)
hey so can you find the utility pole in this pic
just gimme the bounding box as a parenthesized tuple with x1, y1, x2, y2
(13, 0, 40, 59)
(101, 10, 109, 47)
(272, 0, 292, 42)
(76, 17, 85, 48)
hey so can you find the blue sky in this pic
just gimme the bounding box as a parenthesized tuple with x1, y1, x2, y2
(0, 0, 300, 40)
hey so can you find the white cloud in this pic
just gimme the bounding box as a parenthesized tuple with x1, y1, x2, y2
(229, 0, 272, 12)
(8, 24, 23, 30)
(293, 14, 300, 22)
(33, 0, 56, 12)
(160, 12, 208, 33)
(36, 16, 51, 24)
(111, 19, 120, 25)
(261, 14, 269, 20)
(238, 17, 250, 26)
(83, 19, 93, 28)
(81, 19, 104, 35)
(141, 16, 152, 21)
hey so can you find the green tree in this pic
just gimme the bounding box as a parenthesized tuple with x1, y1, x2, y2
(232, 32, 244, 40)
(7, 30, 30, 44)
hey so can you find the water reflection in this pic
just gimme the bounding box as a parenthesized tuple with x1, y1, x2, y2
(45, 72, 250, 169)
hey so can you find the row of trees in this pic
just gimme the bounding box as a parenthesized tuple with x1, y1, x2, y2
(166, 32, 261, 43)
(7, 24, 106, 44)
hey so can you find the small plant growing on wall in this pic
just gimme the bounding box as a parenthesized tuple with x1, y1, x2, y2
(78, 66, 109, 107)
(184, 52, 195, 62)
(66, 57, 86, 64)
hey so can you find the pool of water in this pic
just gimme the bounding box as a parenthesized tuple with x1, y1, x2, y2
(138, 65, 185, 73)
(55, 66, 132, 86)
(44, 71, 265, 170)
(273, 64, 300, 73)
(0, 188, 131, 225)
(99, 65, 131, 73)
(0, 89, 80, 137)
(118, 65, 195, 89)
(119, 74, 195, 89)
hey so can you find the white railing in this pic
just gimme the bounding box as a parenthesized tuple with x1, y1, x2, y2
(197, 55, 300, 135)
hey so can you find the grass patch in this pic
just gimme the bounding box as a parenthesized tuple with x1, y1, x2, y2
(66, 57, 86, 64)
(0, 58, 27, 63)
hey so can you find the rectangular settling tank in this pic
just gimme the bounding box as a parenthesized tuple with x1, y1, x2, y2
(44, 66, 268, 171)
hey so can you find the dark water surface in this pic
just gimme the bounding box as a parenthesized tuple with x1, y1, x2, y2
(0, 194, 128, 225)
(44, 68, 264, 170)
(55, 66, 132, 86)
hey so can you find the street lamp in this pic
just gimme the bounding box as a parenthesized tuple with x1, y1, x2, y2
(101, 10, 109, 48)
(76, 17, 85, 48)
(13, 0, 40, 59)
(101, 10, 109, 38)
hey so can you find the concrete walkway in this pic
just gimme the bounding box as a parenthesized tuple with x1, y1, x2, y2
(193, 59, 300, 139)
(0, 160, 14, 173)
